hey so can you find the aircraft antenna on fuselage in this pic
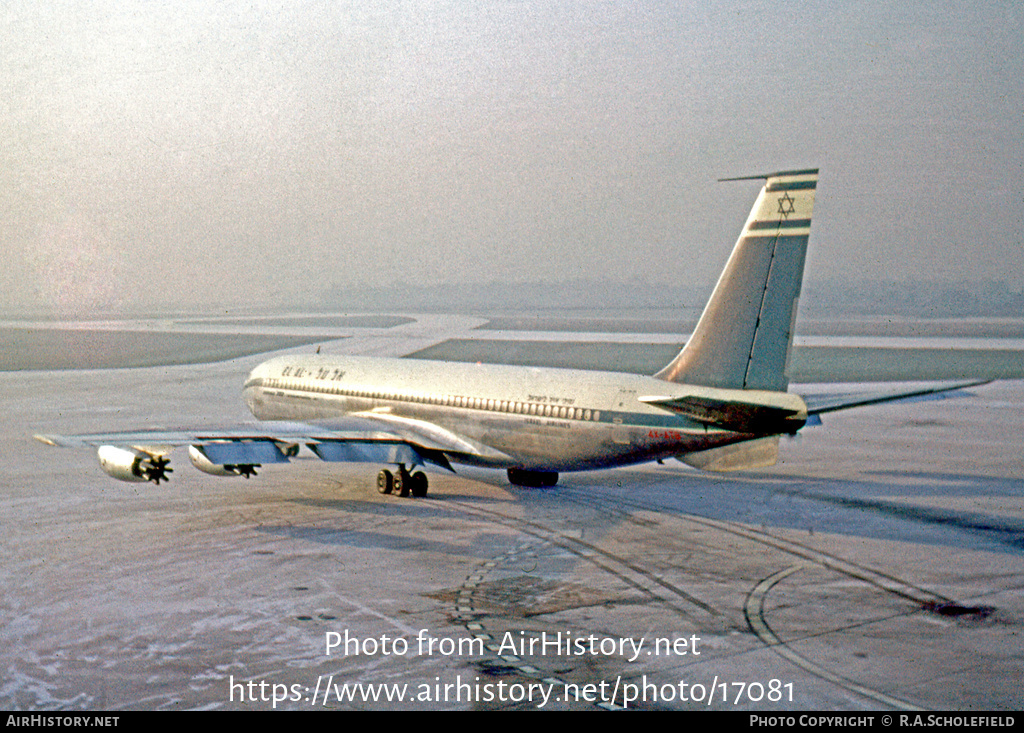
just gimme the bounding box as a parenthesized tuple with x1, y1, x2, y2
(655, 168, 818, 391)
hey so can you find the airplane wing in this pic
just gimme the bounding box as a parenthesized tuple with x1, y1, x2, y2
(33, 412, 510, 482)
(799, 379, 990, 422)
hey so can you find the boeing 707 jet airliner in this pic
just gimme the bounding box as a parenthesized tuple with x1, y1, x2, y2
(36, 169, 982, 496)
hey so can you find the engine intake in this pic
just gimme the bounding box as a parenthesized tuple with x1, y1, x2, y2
(97, 445, 173, 484)
(188, 445, 259, 478)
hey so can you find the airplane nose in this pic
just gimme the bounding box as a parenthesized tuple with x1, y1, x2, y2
(243, 363, 270, 417)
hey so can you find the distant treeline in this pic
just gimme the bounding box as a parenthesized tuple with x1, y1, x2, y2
(800, 279, 1024, 318)
(321, 278, 1024, 319)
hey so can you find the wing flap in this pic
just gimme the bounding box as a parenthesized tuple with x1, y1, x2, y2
(304, 440, 455, 471)
(308, 440, 420, 465)
(195, 441, 292, 465)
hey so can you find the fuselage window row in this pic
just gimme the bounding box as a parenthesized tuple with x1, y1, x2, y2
(252, 376, 600, 422)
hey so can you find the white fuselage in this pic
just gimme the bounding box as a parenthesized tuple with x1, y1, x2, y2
(242, 354, 781, 472)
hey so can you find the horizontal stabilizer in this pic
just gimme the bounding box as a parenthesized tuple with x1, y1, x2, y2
(641, 394, 805, 434)
(640, 388, 807, 434)
(802, 380, 990, 416)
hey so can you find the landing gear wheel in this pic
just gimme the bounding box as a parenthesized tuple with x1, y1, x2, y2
(410, 471, 428, 497)
(377, 469, 393, 494)
(394, 469, 410, 497)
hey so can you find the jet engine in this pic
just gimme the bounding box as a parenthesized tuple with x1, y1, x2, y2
(97, 445, 173, 484)
(188, 445, 259, 478)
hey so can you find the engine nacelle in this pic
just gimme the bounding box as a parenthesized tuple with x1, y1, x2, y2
(97, 445, 173, 484)
(188, 445, 259, 478)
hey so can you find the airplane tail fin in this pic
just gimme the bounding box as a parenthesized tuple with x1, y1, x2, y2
(655, 168, 818, 391)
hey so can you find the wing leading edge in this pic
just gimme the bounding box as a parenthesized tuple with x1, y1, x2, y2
(33, 416, 479, 480)
(799, 379, 990, 421)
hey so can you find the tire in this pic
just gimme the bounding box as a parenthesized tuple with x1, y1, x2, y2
(410, 471, 428, 497)
(394, 471, 409, 497)
(377, 469, 393, 494)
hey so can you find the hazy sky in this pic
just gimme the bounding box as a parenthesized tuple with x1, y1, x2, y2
(3, 1, 1022, 315)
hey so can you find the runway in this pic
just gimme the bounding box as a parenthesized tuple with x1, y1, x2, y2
(1, 314, 1021, 710)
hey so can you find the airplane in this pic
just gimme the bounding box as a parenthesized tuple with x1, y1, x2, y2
(34, 168, 985, 496)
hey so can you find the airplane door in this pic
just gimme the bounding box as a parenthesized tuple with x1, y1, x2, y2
(610, 389, 636, 445)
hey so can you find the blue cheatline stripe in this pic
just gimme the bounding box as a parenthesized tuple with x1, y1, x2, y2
(260, 378, 716, 429)
(748, 218, 812, 230)
(738, 234, 810, 247)
(268, 381, 712, 432)
(766, 180, 817, 192)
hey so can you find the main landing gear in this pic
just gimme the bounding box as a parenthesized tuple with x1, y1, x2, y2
(377, 466, 428, 498)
